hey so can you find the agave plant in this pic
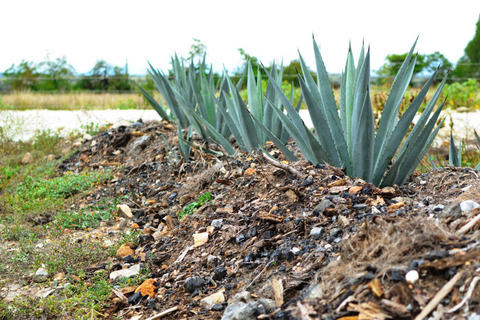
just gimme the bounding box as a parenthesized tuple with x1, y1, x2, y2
(448, 129, 480, 170)
(263, 38, 447, 187)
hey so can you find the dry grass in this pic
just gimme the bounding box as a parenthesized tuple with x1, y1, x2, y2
(0, 92, 162, 110)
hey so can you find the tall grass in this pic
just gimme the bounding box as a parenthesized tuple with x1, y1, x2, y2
(0, 92, 160, 110)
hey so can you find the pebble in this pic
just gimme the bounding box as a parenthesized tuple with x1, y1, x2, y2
(109, 264, 140, 281)
(201, 290, 225, 310)
(468, 313, 480, 320)
(127, 135, 151, 156)
(392, 196, 414, 206)
(21, 152, 34, 164)
(433, 204, 444, 211)
(460, 200, 480, 212)
(352, 204, 367, 211)
(184, 276, 204, 293)
(128, 291, 143, 304)
(405, 270, 419, 284)
(236, 234, 246, 244)
(117, 204, 133, 218)
(207, 255, 221, 268)
(213, 267, 228, 281)
(33, 267, 49, 283)
(221, 294, 275, 320)
(312, 199, 334, 216)
(310, 227, 323, 238)
(329, 228, 342, 237)
(211, 219, 224, 229)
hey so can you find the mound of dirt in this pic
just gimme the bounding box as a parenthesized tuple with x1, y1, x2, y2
(54, 120, 480, 319)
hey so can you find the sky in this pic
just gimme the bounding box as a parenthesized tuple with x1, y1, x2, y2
(1, 0, 479, 76)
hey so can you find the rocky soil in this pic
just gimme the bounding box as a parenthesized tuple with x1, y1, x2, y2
(3, 119, 480, 320)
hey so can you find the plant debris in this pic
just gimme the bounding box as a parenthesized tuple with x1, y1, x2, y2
(3, 119, 480, 320)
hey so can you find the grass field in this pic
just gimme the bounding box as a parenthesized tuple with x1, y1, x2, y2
(0, 92, 155, 110)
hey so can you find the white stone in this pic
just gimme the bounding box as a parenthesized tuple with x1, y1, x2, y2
(405, 270, 419, 284)
(116, 204, 133, 218)
(460, 200, 480, 212)
(109, 264, 140, 281)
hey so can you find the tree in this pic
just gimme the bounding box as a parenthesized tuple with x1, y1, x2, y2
(453, 15, 480, 79)
(188, 38, 207, 67)
(38, 56, 76, 91)
(377, 52, 452, 84)
(76, 60, 131, 91)
(3, 60, 41, 91)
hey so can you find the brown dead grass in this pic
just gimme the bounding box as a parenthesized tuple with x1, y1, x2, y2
(0, 92, 161, 110)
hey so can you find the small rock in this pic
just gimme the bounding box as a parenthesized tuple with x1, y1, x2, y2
(349, 186, 363, 194)
(207, 255, 221, 268)
(405, 270, 419, 284)
(152, 230, 162, 241)
(222, 300, 266, 320)
(21, 152, 34, 164)
(53, 272, 65, 281)
(135, 279, 156, 298)
(236, 234, 246, 244)
(245, 227, 257, 238)
(83, 133, 92, 141)
(103, 239, 114, 248)
(193, 232, 209, 247)
(184, 276, 204, 293)
(212, 304, 224, 311)
(460, 200, 480, 212)
(303, 284, 323, 300)
(128, 291, 143, 305)
(147, 297, 156, 309)
(211, 219, 224, 229)
(392, 196, 414, 206)
(258, 299, 276, 313)
(338, 215, 350, 227)
(33, 267, 49, 283)
(433, 204, 444, 211)
(244, 168, 256, 177)
(110, 264, 141, 281)
(126, 135, 151, 156)
(116, 243, 135, 259)
(213, 267, 228, 281)
(312, 199, 334, 216)
(330, 228, 342, 238)
(201, 290, 225, 310)
(352, 204, 367, 211)
(117, 204, 133, 218)
(468, 313, 480, 320)
(309, 227, 323, 238)
(123, 255, 136, 264)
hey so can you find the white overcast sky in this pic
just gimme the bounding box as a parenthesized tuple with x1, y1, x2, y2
(1, 0, 479, 75)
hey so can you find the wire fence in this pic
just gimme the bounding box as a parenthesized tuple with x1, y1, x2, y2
(0, 73, 480, 94)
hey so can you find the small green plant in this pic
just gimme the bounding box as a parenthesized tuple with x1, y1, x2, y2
(442, 79, 480, 110)
(80, 122, 101, 136)
(446, 129, 480, 170)
(178, 192, 213, 219)
(115, 98, 138, 110)
(52, 199, 118, 230)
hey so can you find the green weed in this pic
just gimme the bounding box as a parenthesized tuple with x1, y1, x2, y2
(178, 192, 214, 219)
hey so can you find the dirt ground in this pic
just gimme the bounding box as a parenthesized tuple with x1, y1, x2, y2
(10, 119, 480, 319)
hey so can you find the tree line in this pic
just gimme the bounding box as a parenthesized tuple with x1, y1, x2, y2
(0, 58, 133, 92)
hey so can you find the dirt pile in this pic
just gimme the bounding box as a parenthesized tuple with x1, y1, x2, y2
(54, 120, 480, 319)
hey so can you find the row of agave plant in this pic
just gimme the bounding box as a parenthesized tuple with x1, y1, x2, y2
(139, 38, 448, 187)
